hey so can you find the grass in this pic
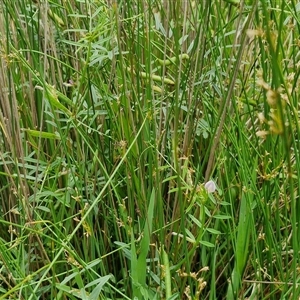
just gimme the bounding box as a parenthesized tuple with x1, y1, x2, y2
(0, 0, 300, 299)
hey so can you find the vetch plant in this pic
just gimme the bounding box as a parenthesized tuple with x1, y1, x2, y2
(0, 0, 299, 299)
(204, 180, 216, 193)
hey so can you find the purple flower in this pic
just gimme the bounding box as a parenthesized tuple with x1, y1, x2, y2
(204, 180, 216, 193)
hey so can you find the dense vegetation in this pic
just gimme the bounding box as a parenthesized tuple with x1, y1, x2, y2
(0, 0, 300, 299)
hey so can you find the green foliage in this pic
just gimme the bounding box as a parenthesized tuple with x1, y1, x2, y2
(0, 0, 300, 299)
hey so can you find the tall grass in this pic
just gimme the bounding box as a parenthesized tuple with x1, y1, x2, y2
(0, 0, 300, 299)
